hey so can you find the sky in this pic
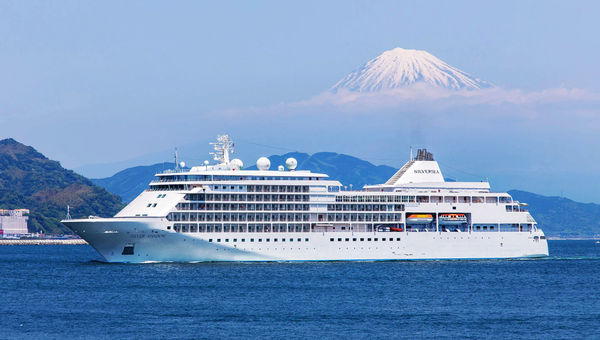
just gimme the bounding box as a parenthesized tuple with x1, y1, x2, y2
(1, 1, 599, 202)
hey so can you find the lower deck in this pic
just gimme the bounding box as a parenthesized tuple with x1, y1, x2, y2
(63, 218, 549, 263)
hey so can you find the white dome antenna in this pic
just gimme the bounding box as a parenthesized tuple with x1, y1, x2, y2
(231, 158, 244, 170)
(285, 157, 297, 170)
(278, 165, 285, 171)
(179, 161, 186, 169)
(256, 157, 270, 171)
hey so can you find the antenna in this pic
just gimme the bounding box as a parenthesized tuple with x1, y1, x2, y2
(174, 148, 179, 170)
(65, 205, 71, 220)
(410, 146, 413, 161)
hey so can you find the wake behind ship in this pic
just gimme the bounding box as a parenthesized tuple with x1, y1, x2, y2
(62, 135, 548, 263)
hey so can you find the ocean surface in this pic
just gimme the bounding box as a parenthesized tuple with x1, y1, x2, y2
(0, 240, 598, 339)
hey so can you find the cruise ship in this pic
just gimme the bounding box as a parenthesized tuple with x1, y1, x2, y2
(62, 135, 548, 263)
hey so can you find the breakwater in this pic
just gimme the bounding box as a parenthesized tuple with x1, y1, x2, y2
(0, 239, 88, 245)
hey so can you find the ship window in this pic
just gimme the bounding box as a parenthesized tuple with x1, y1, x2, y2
(266, 238, 270, 242)
(297, 238, 301, 242)
(225, 239, 229, 242)
(156, 194, 161, 198)
(367, 238, 371, 241)
(345, 238, 349, 241)
(382, 238, 386, 241)
(353, 238, 357, 241)
(167, 226, 171, 230)
(152, 203, 157, 207)
(209, 239, 213, 242)
(217, 239, 221, 242)
(258, 239, 262, 242)
(241, 239, 245, 242)
(274, 238, 278, 242)
(337, 238, 342, 241)
(396, 238, 401, 241)
(374, 238, 378, 241)
(360, 238, 364, 241)
(147, 203, 152, 207)
(289, 238, 293, 242)
(305, 238, 309, 242)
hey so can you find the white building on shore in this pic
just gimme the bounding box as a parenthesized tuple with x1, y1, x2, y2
(0, 209, 29, 237)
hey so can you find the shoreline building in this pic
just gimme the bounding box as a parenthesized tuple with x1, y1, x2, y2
(0, 209, 29, 237)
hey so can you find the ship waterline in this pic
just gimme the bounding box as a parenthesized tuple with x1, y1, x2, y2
(62, 135, 548, 263)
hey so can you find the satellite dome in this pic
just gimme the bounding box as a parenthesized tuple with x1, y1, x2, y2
(285, 157, 298, 170)
(203, 160, 209, 165)
(278, 165, 285, 171)
(231, 158, 243, 170)
(179, 161, 186, 169)
(256, 157, 271, 171)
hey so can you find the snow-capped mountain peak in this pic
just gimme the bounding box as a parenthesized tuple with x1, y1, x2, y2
(331, 47, 493, 93)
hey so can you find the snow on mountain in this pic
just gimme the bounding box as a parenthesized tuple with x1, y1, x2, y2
(331, 47, 493, 93)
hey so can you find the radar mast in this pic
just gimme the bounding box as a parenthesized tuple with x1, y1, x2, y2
(210, 134, 234, 165)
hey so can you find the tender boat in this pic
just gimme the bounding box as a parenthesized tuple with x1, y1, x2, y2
(438, 213, 467, 225)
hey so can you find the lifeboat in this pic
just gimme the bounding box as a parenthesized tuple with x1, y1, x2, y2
(438, 213, 467, 225)
(406, 214, 433, 224)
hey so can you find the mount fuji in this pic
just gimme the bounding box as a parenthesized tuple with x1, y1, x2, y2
(330, 47, 493, 93)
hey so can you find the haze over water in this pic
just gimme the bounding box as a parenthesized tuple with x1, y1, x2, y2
(1, 241, 598, 339)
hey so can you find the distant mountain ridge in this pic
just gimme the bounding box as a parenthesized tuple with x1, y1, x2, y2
(92, 162, 175, 203)
(507, 190, 600, 239)
(0, 138, 124, 234)
(331, 47, 493, 92)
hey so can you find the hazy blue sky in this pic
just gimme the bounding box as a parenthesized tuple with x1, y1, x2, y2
(1, 1, 599, 201)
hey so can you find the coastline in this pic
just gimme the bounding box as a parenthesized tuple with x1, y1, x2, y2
(0, 239, 88, 245)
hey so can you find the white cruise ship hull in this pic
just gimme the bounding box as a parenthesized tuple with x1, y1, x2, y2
(63, 218, 549, 263)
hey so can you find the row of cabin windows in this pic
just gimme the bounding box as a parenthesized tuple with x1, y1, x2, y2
(169, 212, 311, 222)
(150, 184, 187, 191)
(208, 238, 309, 243)
(326, 214, 402, 222)
(330, 237, 401, 242)
(506, 205, 528, 212)
(327, 204, 404, 211)
(168, 212, 400, 223)
(247, 185, 309, 193)
(184, 194, 310, 202)
(177, 203, 310, 211)
(335, 195, 512, 204)
(157, 175, 318, 182)
(171, 223, 311, 233)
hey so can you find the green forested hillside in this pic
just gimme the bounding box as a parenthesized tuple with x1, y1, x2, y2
(0, 138, 124, 234)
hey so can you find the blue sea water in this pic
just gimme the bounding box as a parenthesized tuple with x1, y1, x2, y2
(0, 241, 599, 339)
